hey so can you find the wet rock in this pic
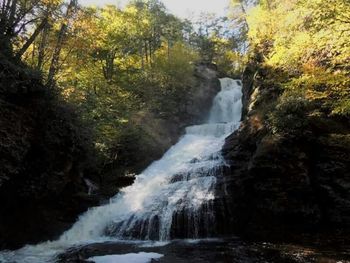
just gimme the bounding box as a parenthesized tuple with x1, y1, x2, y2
(170, 202, 216, 239)
(216, 65, 350, 241)
(57, 238, 350, 263)
(190, 158, 200, 163)
(0, 58, 99, 249)
(188, 63, 221, 124)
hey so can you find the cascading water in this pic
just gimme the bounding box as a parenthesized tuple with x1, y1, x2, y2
(0, 78, 242, 263)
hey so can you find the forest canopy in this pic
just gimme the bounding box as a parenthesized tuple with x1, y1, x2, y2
(0, 0, 244, 166)
(245, 0, 350, 117)
(1, 0, 349, 163)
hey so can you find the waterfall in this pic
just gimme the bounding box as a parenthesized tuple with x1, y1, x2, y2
(0, 78, 242, 263)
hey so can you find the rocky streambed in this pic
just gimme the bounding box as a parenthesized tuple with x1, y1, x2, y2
(58, 237, 350, 263)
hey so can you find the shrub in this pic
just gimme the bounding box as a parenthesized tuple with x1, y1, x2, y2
(269, 94, 311, 137)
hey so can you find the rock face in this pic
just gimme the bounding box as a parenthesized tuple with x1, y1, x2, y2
(121, 63, 220, 169)
(0, 96, 99, 249)
(0, 58, 221, 249)
(0, 56, 103, 249)
(188, 63, 221, 123)
(215, 65, 350, 240)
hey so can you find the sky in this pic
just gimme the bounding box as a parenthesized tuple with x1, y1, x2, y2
(79, 0, 230, 19)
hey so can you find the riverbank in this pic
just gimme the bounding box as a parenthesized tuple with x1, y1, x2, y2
(57, 237, 350, 263)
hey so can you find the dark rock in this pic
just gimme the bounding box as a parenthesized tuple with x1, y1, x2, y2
(57, 238, 350, 263)
(241, 62, 258, 119)
(190, 158, 200, 163)
(215, 64, 350, 241)
(189, 63, 221, 124)
(0, 58, 99, 249)
(170, 202, 216, 239)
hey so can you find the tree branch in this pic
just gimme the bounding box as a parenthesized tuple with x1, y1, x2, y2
(16, 16, 48, 58)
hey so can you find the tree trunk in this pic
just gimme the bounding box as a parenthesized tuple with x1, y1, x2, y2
(47, 23, 66, 89)
(149, 39, 152, 65)
(140, 44, 144, 69)
(37, 22, 50, 70)
(47, 0, 77, 89)
(145, 40, 148, 64)
(6, 0, 18, 36)
(16, 17, 48, 59)
(167, 39, 170, 60)
(0, 1, 9, 35)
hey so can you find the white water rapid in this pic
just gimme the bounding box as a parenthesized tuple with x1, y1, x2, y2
(0, 78, 242, 263)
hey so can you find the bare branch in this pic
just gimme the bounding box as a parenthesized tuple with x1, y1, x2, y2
(14, 17, 40, 34)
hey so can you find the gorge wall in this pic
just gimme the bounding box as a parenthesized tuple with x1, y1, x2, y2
(0, 56, 101, 249)
(215, 63, 350, 240)
(0, 57, 220, 249)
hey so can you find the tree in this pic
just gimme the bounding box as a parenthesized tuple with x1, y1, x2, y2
(246, 0, 350, 115)
(229, 0, 250, 52)
(47, 0, 77, 89)
(0, 0, 62, 57)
